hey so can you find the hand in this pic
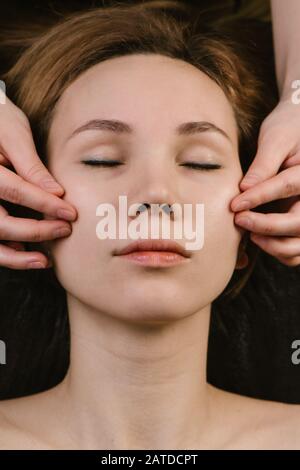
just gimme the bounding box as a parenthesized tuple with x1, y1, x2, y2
(231, 98, 300, 266)
(0, 95, 77, 269)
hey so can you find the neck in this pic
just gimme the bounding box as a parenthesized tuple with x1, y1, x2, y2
(58, 295, 214, 449)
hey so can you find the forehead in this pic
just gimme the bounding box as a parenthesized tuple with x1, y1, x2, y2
(48, 53, 238, 149)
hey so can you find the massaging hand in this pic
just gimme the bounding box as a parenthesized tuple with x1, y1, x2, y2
(231, 97, 300, 266)
(0, 95, 77, 269)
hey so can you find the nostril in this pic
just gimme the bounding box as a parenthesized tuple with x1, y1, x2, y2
(161, 204, 173, 215)
(136, 203, 150, 215)
(136, 203, 174, 215)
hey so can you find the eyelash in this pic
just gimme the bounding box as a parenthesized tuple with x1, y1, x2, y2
(81, 159, 221, 171)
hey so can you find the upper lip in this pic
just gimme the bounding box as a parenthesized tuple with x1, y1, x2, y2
(113, 239, 191, 258)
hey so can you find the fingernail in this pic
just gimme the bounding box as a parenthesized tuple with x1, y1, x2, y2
(57, 209, 76, 221)
(233, 200, 251, 211)
(235, 216, 253, 229)
(53, 226, 72, 238)
(42, 179, 63, 192)
(27, 261, 46, 269)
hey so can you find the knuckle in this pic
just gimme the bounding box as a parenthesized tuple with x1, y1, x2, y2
(260, 215, 275, 235)
(0, 222, 8, 240)
(263, 223, 274, 235)
(24, 162, 46, 181)
(282, 179, 298, 197)
(30, 221, 44, 242)
(0, 184, 22, 205)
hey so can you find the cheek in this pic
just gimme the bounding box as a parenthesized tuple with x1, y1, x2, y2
(194, 178, 243, 297)
(47, 189, 112, 295)
(206, 196, 241, 262)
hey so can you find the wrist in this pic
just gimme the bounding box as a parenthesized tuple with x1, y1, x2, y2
(277, 66, 300, 101)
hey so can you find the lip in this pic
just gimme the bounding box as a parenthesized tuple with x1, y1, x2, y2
(113, 239, 191, 258)
(118, 251, 189, 267)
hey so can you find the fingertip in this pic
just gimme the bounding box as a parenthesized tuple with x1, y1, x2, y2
(230, 198, 237, 211)
(239, 178, 256, 191)
(239, 183, 249, 192)
(230, 194, 244, 211)
(240, 170, 265, 188)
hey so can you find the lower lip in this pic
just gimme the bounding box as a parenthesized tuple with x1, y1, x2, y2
(117, 251, 189, 267)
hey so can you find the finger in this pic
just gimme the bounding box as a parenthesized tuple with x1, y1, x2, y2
(0, 207, 27, 248)
(0, 243, 50, 270)
(239, 129, 289, 190)
(0, 215, 72, 242)
(280, 153, 300, 170)
(0, 165, 77, 220)
(231, 166, 300, 211)
(250, 233, 300, 259)
(0, 119, 64, 195)
(235, 210, 300, 236)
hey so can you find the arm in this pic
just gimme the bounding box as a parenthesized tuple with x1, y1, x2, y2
(271, 0, 300, 98)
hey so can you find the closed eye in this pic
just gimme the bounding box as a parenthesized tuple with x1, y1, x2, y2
(81, 159, 222, 170)
(81, 159, 123, 167)
(180, 162, 222, 170)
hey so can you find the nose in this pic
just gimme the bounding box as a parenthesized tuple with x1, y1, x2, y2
(128, 162, 177, 219)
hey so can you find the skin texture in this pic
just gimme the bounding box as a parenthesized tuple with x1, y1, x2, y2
(0, 54, 300, 450)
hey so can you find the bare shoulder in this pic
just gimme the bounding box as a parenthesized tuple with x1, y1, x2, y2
(0, 387, 65, 449)
(208, 384, 300, 449)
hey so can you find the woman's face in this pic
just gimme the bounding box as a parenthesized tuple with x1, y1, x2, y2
(46, 53, 245, 323)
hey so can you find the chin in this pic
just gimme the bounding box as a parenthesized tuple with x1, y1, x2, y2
(106, 297, 200, 325)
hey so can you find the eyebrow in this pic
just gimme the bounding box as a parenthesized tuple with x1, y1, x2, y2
(67, 118, 231, 143)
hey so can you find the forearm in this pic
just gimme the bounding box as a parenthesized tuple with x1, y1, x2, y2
(271, 0, 300, 99)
